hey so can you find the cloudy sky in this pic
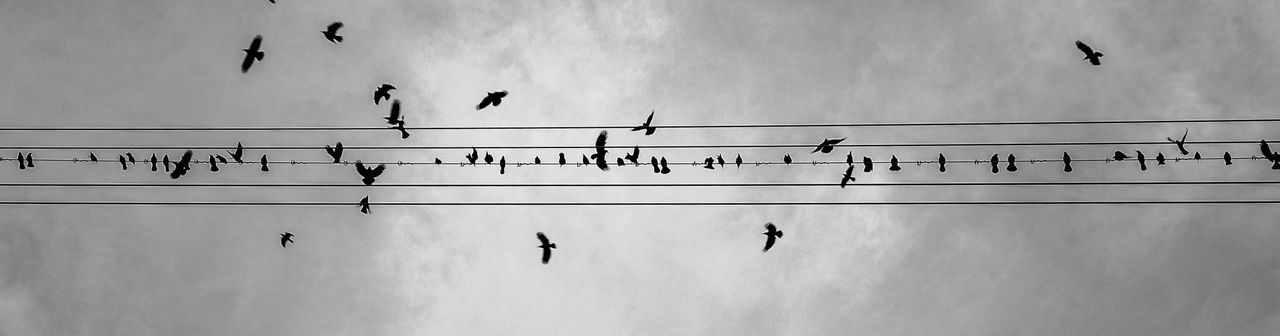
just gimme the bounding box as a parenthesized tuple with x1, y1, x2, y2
(1, 0, 1278, 334)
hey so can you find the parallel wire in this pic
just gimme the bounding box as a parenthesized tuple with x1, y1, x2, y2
(0, 181, 1276, 188)
(1, 200, 1277, 206)
(0, 140, 1267, 151)
(6, 156, 1254, 166)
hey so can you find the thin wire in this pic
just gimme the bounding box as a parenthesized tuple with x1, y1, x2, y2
(3, 117, 1280, 131)
(0, 181, 1276, 188)
(0, 140, 1266, 150)
(11, 156, 1255, 166)
(0, 200, 1277, 206)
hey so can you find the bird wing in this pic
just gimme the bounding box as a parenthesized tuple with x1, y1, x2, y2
(1076, 40, 1093, 55)
(1089, 57, 1101, 66)
(763, 235, 776, 252)
(537, 232, 550, 245)
(240, 54, 255, 72)
(476, 96, 493, 110)
(595, 131, 608, 148)
(541, 248, 552, 264)
(356, 161, 368, 175)
(369, 164, 386, 177)
(328, 22, 343, 31)
(249, 36, 262, 51)
(388, 100, 401, 120)
(281, 236, 289, 248)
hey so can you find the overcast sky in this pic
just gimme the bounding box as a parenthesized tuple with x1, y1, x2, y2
(1, 0, 1278, 335)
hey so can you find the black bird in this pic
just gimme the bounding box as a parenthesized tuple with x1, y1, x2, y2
(1136, 150, 1147, 171)
(659, 157, 671, 174)
(393, 120, 409, 139)
(1156, 153, 1166, 165)
(651, 156, 660, 173)
(280, 232, 294, 248)
(889, 155, 901, 171)
(118, 155, 127, 171)
(1261, 140, 1280, 163)
(783, 154, 792, 165)
(24, 153, 33, 169)
(990, 154, 1000, 174)
(862, 157, 873, 173)
(1075, 40, 1103, 66)
(325, 142, 344, 163)
(228, 142, 245, 164)
(208, 155, 220, 173)
(624, 146, 640, 166)
(534, 156, 542, 165)
(88, 152, 98, 163)
(582, 154, 590, 166)
(17, 152, 25, 170)
(150, 154, 158, 171)
(466, 148, 479, 165)
(617, 157, 625, 167)
(163, 155, 170, 172)
(1112, 151, 1129, 161)
(1224, 151, 1233, 165)
(536, 232, 556, 264)
(735, 154, 743, 169)
(703, 157, 715, 170)
(500, 156, 507, 174)
(434, 158, 442, 165)
(170, 150, 193, 179)
(1167, 129, 1190, 155)
(126, 153, 136, 165)
(846, 152, 854, 166)
(322, 22, 343, 44)
(373, 84, 396, 105)
(358, 196, 370, 214)
(1194, 152, 1201, 160)
(1063, 152, 1073, 172)
(260, 154, 269, 172)
(267, 0, 275, 4)
(1006, 154, 1018, 172)
(484, 152, 493, 165)
(632, 110, 656, 135)
(591, 131, 609, 171)
(215, 155, 229, 165)
(384, 100, 403, 126)
(717, 155, 725, 169)
(355, 160, 386, 186)
(840, 165, 855, 188)
(938, 153, 947, 173)
(558, 153, 566, 167)
(241, 35, 264, 73)
(475, 91, 508, 110)
(812, 138, 846, 154)
(762, 223, 783, 253)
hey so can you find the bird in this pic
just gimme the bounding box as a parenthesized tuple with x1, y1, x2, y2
(558, 153, 566, 166)
(845, 152, 854, 166)
(534, 156, 542, 165)
(624, 146, 640, 166)
(17, 152, 25, 170)
(1261, 140, 1280, 163)
(499, 156, 507, 174)
(434, 158, 442, 165)
(23, 153, 33, 169)
(1194, 152, 1201, 160)
(889, 155, 901, 171)
(392, 119, 409, 139)
(1063, 152, 1073, 172)
(241, 35, 264, 73)
(1112, 151, 1129, 161)
(659, 157, 671, 174)
(1156, 153, 1166, 165)
(170, 150, 193, 179)
(355, 161, 386, 186)
(484, 152, 493, 165)
(118, 155, 127, 171)
(862, 157, 873, 173)
(703, 157, 715, 170)
(325, 142, 344, 163)
(126, 153, 136, 165)
(215, 155, 229, 165)
(1075, 40, 1103, 66)
(322, 22, 343, 44)
(717, 155, 725, 169)
(735, 154, 743, 169)
(373, 84, 396, 105)
(466, 148, 479, 165)
(812, 138, 846, 154)
(475, 91, 508, 110)
(840, 165, 855, 188)
(783, 154, 792, 165)
(1168, 129, 1190, 155)
(150, 154, 158, 171)
(88, 152, 98, 163)
(162, 155, 170, 172)
(1006, 154, 1018, 172)
(536, 232, 556, 264)
(208, 155, 220, 172)
(228, 142, 245, 164)
(617, 157, 625, 167)
(267, 0, 275, 4)
(384, 100, 403, 126)
(280, 232, 294, 248)
(632, 110, 656, 135)
(938, 153, 947, 173)
(1224, 151, 1233, 165)
(358, 196, 370, 214)
(1136, 150, 1147, 171)
(581, 154, 590, 166)
(260, 154, 269, 172)
(651, 156, 660, 174)
(762, 223, 783, 252)
(591, 131, 610, 171)
(990, 154, 1000, 174)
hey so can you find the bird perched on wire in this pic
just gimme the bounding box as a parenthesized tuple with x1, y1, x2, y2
(1075, 40, 1103, 66)
(840, 165, 855, 188)
(990, 154, 1000, 174)
(325, 142, 344, 163)
(717, 155, 725, 169)
(659, 157, 671, 174)
(616, 157, 625, 167)
(280, 232, 294, 248)
(735, 154, 743, 169)
(355, 160, 386, 185)
(590, 131, 610, 171)
(358, 196, 370, 214)
(150, 154, 158, 171)
(581, 154, 590, 166)
(1193, 152, 1201, 160)
(475, 91, 508, 110)
(126, 153, 136, 165)
(434, 158, 443, 165)
(162, 155, 170, 172)
(228, 142, 245, 164)
(536, 232, 556, 264)
(650, 156, 660, 174)
(1168, 129, 1190, 155)
(499, 156, 507, 174)
(762, 223, 783, 252)
(632, 110, 656, 135)
(811, 138, 846, 154)
(783, 154, 792, 165)
(1063, 152, 1073, 172)
(241, 35, 264, 73)
(1136, 150, 1147, 171)
(88, 152, 98, 163)
(1006, 154, 1017, 172)
(938, 153, 947, 173)
(208, 155, 220, 173)
(466, 148, 479, 166)
(322, 22, 343, 44)
(557, 153, 566, 167)
(484, 152, 493, 165)
(17, 152, 26, 170)
(260, 154, 269, 172)
(117, 155, 127, 171)
(373, 84, 396, 105)
(1156, 153, 1166, 165)
(24, 153, 33, 169)
(889, 155, 901, 171)
(1224, 151, 1233, 165)
(862, 157, 873, 173)
(534, 156, 541, 165)
(1112, 151, 1129, 161)
(703, 157, 715, 170)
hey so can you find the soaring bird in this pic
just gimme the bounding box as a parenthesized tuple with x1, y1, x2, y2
(536, 232, 556, 264)
(938, 153, 947, 173)
(392, 118, 410, 139)
(208, 155, 220, 173)
(840, 165, 855, 188)
(260, 154, 269, 172)
(703, 157, 715, 170)
(1261, 140, 1280, 163)
(735, 154, 743, 169)
(1075, 40, 1103, 66)
(889, 155, 901, 171)
(484, 152, 493, 165)
(475, 91, 508, 110)
(499, 156, 507, 174)
(558, 153, 566, 166)
(1136, 150, 1147, 171)
(384, 100, 403, 126)
(358, 196, 370, 214)
(280, 232, 294, 248)
(862, 157, 873, 173)
(591, 131, 610, 171)
(1168, 129, 1190, 155)
(650, 156, 660, 174)
(624, 146, 640, 166)
(812, 138, 846, 154)
(990, 154, 1000, 174)
(659, 157, 671, 174)
(783, 154, 792, 165)
(162, 155, 170, 172)
(325, 142, 344, 163)
(150, 154, 158, 171)
(88, 152, 98, 163)
(322, 22, 343, 44)
(228, 142, 245, 164)
(1156, 153, 1166, 165)
(762, 223, 783, 252)
(1224, 151, 1233, 165)
(466, 148, 479, 165)
(170, 150, 194, 179)
(355, 161, 386, 185)
(118, 155, 127, 171)
(1006, 154, 1018, 172)
(1063, 152, 1073, 172)
(632, 110, 656, 135)
(241, 35, 265, 73)
(373, 84, 396, 105)
(1112, 151, 1129, 161)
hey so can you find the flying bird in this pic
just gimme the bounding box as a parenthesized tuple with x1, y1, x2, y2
(659, 157, 671, 174)
(651, 156, 660, 174)
(1261, 140, 1279, 163)
(762, 223, 783, 252)
(499, 156, 507, 174)
(1168, 129, 1190, 155)
(484, 152, 493, 165)
(862, 157, 873, 173)
(384, 100, 403, 126)
(1136, 150, 1147, 171)
(1063, 152, 1073, 172)
(624, 146, 640, 166)
(355, 160, 386, 186)
(889, 155, 901, 171)
(150, 154, 158, 171)
(466, 148, 479, 165)
(170, 150, 193, 179)
(938, 153, 947, 173)
(1075, 40, 1103, 66)
(373, 84, 396, 105)
(846, 152, 854, 166)
(325, 142, 344, 163)
(990, 154, 1000, 174)
(475, 91, 508, 110)
(536, 232, 556, 264)
(1112, 151, 1129, 161)
(88, 152, 98, 162)
(840, 165, 855, 188)
(228, 142, 245, 164)
(358, 196, 370, 214)
(591, 131, 610, 171)
(632, 110, 656, 135)
(260, 154, 269, 171)
(558, 153, 566, 167)
(735, 154, 743, 169)
(1156, 153, 1166, 165)
(215, 155, 229, 165)
(812, 138, 846, 154)
(322, 22, 343, 44)
(783, 154, 792, 165)
(392, 118, 410, 139)
(1006, 154, 1018, 172)
(280, 232, 294, 248)
(241, 35, 265, 73)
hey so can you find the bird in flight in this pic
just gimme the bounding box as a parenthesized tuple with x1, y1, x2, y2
(373, 84, 396, 105)
(889, 155, 901, 171)
(1156, 153, 1166, 165)
(1063, 152, 1073, 172)
(811, 138, 846, 154)
(228, 142, 245, 164)
(536, 232, 556, 264)
(624, 146, 640, 166)
(1168, 129, 1190, 155)
(990, 154, 1000, 174)
(1136, 150, 1147, 171)
(170, 150, 194, 179)
(355, 160, 387, 185)
(215, 155, 229, 166)
(241, 35, 265, 73)
(325, 142, 344, 163)
(384, 100, 404, 127)
(280, 232, 294, 248)
(475, 91, 508, 110)
(89, 152, 98, 163)
(862, 156, 873, 173)
(260, 154, 269, 172)
(632, 110, 656, 135)
(762, 223, 783, 252)
(359, 196, 370, 214)
(1260, 140, 1279, 166)
(840, 165, 855, 188)
(1075, 40, 1103, 66)
(392, 118, 410, 139)
(322, 22, 343, 44)
(1006, 154, 1017, 172)
(591, 131, 610, 171)
(938, 153, 947, 173)
(783, 154, 792, 165)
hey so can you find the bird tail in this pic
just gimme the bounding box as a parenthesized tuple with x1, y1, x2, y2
(334, 36, 343, 43)
(549, 243, 556, 249)
(777, 231, 784, 237)
(255, 53, 264, 61)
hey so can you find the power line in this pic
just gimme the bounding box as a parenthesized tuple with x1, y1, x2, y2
(0, 181, 1275, 188)
(11, 156, 1254, 165)
(0, 200, 1277, 206)
(0, 140, 1267, 151)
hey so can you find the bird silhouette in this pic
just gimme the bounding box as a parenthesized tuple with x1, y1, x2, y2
(384, 100, 403, 126)
(466, 148, 479, 165)
(484, 152, 493, 165)
(650, 156, 660, 173)
(1194, 152, 1201, 160)
(170, 150, 193, 179)
(1156, 153, 1166, 165)
(322, 22, 343, 43)
(938, 153, 947, 173)
(24, 153, 33, 169)
(17, 152, 25, 170)
(536, 232, 556, 264)
(862, 157, 873, 173)
(659, 157, 671, 174)
(475, 91, 508, 110)
(1167, 129, 1190, 155)
(616, 157, 625, 167)
(582, 154, 590, 166)
(812, 138, 846, 154)
(241, 35, 264, 73)
(359, 196, 370, 214)
(434, 158, 442, 165)
(717, 155, 725, 169)
(280, 232, 294, 248)
(163, 155, 170, 172)
(624, 146, 640, 166)
(1075, 40, 1103, 66)
(1112, 151, 1129, 161)
(118, 155, 127, 171)
(126, 153, 136, 165)
(500, 156, 507, 174)
(632, 110, 656, 135)
(534, 156, 542, 165)
(1136, 150, 1147, 171)
(325, 142, 344, 163)
(392, 120, 409, 139)
(355, 161, 386, 185)
(373, 84, 396, 105)
(703, 157, 715, 170)
(260, 154, 269, 171)
(889, 155, 901, 171)
(783, 154, 792, 165)
(215, 155, 229, 165)
(845, 152, 854, 166)
(591, 131, 610, 171)
(1006, 154, 1017, 172)
(558, 153, 566, 166)
(89, 152, 98, 162)
(990, 154, 1000, 174)
(762, 223, 783, 252)
(840, 165, 855, 188)
(228, 142, 245, 164)
(1224, 151, 1233, 165)
(1063, 152, 1073, 172)
(150, 154, 158, 171)
(735, 154, 743, 169)
(1260, 140, 1280, 165)
(208, 155, 220, 173)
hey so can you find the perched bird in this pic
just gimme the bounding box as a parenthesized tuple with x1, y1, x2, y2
(1194, 152, 1201, 160)
(322, 22, 343, 44)
(475, 91, 508, 110)
(1136, 150, 1147, 171)
(762, 223, 783, 252)
(659, 157, 671, 174)
(651, 156, 660, 174)
(632, 110, 656, 135)
(812, 138, 846, 154)
(373, 84, 397, 105)
(783, 154, 792, 165)
(582, 154, 590, 166)
(88, 152, 98, 163)
(280, 232, 294, 248)
(1063, 152, 1073, 173)
(325, 142, 344, 163)
(990, 154, 1000, 174)
(355, 161, 386, 186)
(840, 165, 855, 188)
(241, 35, 265, 73)
(260, 154, 269, 172)
(703, 157, 715, 170)
(25, 153, 32, 169)
(862, 157, 873, 173)
(1006, 154, 1018, 172)
(208, 155, 220, 173)
(616, 157, 625, 167)
(118, 155, 127, 171)
(534, 156, 542, 165)
(536, 232, 556, 264)
(1112, 151, 1129, 161)
(434, 158, 443, 165)
(228, 142, 245, 164)
(215, 155, 229, 165)
(1075, 40, 1103, 66)
(1167, 129, 1190, 155)
(889, 155, 901, 171)
(170, 150, 194, 179)
(384, 100, 403, 126)
(126, 153, 136, 165)
(558, 153, 566, 167)
(717, 155, 725, 169)
(591, 131, 610, 171)
(1156, 153, 1166, 165)
(735, 154, 743, 169)
(500, 156, 507, 174)
(624, 146, 640, 166)
(466, 148, 478, 165)
(163, 155, 170, 172)
(1224, 151, 1233, 165)
(150, 154, 158, 171)
(17, 152, 25, 170)
(358, 196, 370, 214)
(484, 152, 493, 165)
(938, 153, 947, 173)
